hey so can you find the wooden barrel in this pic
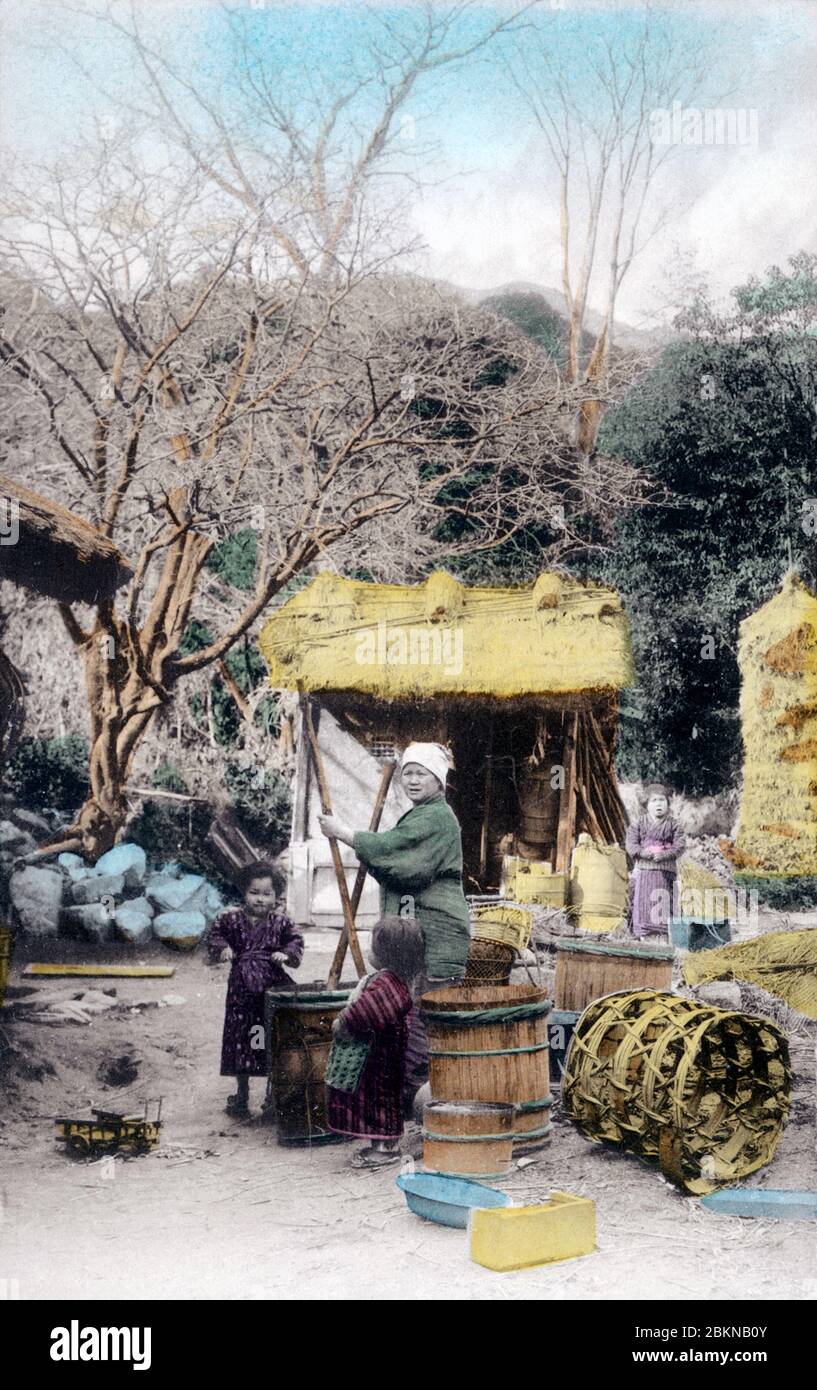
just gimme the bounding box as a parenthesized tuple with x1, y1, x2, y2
(422, 1101, 514, 1178)
(517, 764, 559, 848)
(563, 989, 791, 1194)
(265, 989, 349, 1146)
(554, 937, 673, 1012)
(512, 1095, 552, 1148)
(420, 983, 551, 1150)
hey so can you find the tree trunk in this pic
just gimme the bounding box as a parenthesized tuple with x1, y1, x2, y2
(0, 644, 25, 773)
(28, 624, 169, 864)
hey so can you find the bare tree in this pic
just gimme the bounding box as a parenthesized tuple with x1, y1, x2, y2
(50, 0, 536, 281)
(0, 4, 657, 857)
(508, 5, 713, 451)
(1, 125, 646, 860)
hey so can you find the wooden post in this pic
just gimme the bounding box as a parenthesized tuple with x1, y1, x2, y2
(298, 688, 367, 979)
(327, 760, 396, 990)
(554, 710, 579, 872)
(478, 717, 494, 884)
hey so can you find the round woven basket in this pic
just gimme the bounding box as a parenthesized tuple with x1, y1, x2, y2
(462, 937, 516, 987)
(563, 989, 791, 1194)
(471, 904, 532, 950)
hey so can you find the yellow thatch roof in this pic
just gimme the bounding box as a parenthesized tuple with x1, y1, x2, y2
(259, 570, 633, 700)
(735, 571, 817, 874)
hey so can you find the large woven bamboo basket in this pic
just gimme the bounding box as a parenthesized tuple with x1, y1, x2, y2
(420, 983, 552, 1149)
(563, 989, 791, 1194)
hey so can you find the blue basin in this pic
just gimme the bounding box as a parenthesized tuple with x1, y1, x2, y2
(396, 1171, 512, 1228)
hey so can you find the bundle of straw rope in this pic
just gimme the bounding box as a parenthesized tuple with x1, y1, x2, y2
(684, 930, 817, 1020)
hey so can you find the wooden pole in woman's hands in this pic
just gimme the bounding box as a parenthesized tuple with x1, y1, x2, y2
(298, 687, 367, 980)
(327, 759, 396, 990)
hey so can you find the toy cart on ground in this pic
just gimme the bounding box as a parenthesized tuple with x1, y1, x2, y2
(55, 1099, 163, 1157)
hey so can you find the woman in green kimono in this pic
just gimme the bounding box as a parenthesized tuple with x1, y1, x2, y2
(318, 741, 470, 1109)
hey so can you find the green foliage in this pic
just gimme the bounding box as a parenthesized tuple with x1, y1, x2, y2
(734, 873, 817, 912)
(178, 618, 214, 656)
(151, 761, 189, 795)
(600, 268, 817, 795)
(224, 762, 292, 852)
(6, 734, 90, 811)
(481, 291, 574, 368)
(126, 798, 229, 890)
(206, 529, 258, 592)
(181, 622, 279, 746)
(126, 758, 290, 883)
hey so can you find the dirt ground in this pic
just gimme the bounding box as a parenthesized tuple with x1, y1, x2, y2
(1, 927, 816, 1302)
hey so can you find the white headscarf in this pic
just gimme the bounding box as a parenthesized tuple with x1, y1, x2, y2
(401, 742, 451, 789)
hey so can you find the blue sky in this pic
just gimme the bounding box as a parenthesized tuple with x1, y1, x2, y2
(2, 1, 815, 325)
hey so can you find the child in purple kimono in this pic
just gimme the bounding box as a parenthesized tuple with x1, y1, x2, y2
(625, 783, 685, 939)
(208, 861, 304, 1118)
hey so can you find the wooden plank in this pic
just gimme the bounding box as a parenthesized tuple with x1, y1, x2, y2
(587, 759, 619, 845)
(23, 964, 176, 978)
(580, 710, 620, 844)
(574, 714, 605, 842)
(586, 710, 627, 840)
(298, 687, 367, 980)
(327, 760, 396, 990)
(554, 711, 578, 873)
(576, 776, 605, 843)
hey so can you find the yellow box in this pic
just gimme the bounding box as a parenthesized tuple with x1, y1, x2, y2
(502, 857, 567, 908)
(469, 1191, 596, 1271)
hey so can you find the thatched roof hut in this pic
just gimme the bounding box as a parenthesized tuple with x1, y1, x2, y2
(260, 570, 633, 923)
(260, 569, 633, 700)
(0, 474, 132, 606)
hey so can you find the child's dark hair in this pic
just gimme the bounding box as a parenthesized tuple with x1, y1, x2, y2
(370, 915, 425, 985)
(235, 859, 285, 899)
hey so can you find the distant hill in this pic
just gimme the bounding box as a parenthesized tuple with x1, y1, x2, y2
(428, 276, 673, 361)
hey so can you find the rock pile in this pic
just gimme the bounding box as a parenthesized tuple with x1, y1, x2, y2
(5, 838, 224, 950)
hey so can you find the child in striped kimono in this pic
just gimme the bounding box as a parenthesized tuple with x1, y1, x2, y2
(326, 915, 425, 1168)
